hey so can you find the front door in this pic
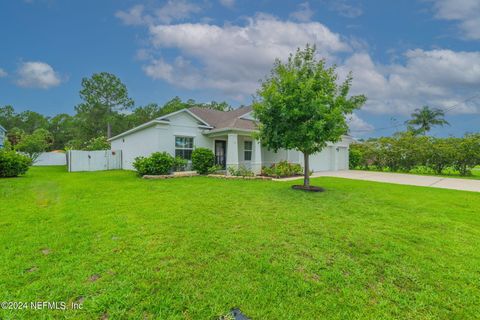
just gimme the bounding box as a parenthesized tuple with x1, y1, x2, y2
(215, 140, 227, 169)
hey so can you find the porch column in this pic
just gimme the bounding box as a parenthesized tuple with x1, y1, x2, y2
(226, 133, 239, 173)
(252, 139, 262, 175)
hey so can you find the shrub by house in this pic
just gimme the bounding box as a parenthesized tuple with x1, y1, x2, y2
(191, 148, 215, 175)
(133, 152, 175, 176)
(0, 150, 32, 178)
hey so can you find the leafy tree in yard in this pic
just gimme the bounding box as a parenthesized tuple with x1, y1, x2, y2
(253, 45, 366, 188)
(77, 72, 134, 138)
(406, 106, 449, 135)
(15, 129, 53, 162)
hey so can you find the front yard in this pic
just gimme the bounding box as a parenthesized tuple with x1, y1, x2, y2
(1, 167, 479, 319)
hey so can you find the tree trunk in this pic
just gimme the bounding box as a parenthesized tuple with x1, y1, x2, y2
(107, 122, 111, 139)
(303, 152, 310, 187)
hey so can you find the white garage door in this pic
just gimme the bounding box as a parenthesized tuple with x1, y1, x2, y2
(309, 147, 333, 172)
(337, 147, 348, 170)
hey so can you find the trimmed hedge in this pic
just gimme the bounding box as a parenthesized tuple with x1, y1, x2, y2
(0, 150, 32, 177)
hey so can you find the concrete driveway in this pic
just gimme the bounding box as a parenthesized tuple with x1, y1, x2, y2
(277, 170, 480, 192)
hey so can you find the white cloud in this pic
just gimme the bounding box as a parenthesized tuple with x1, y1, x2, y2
(135, 48, 152, 61)
(16, 61, 62, 89)
(115, 5, 147, 26)
(143, 58, 174, 81)
(290, 2, 314, 22)
(120, 7, 479, 115)
(347, 114, 374, 134)
(331, 1, 363, 18)
(156, 0, 201, 24)
(116, 1, 201, 26)
(0, 68, 7, 77)
(219, 0, 235, 8)
(339, 49, 480, 115)
(430, 0, 480, 40)
(144, 14, 350, 97)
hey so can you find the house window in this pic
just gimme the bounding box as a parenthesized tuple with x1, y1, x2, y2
(244, 141, 252, 161)
(175, 136, 194, 160)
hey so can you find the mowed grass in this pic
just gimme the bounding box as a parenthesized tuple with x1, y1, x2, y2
(0, 167, 479, 319)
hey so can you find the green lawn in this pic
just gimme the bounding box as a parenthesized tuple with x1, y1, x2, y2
(1, 167, 479, 319)
(474, 166, 480, 178)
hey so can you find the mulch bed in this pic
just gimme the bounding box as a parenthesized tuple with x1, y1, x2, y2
(260, 174, 304, 179)
(291, 185, 325, 192)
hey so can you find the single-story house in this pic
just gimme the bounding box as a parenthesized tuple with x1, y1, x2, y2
(0, 124, 6, 148)
(109, 106, 352, 174)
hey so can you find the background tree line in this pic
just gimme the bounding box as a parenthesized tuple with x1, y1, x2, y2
(350, 132, 480, 176)
(350, 104, 480, 177)
(0, 72, 233, 152)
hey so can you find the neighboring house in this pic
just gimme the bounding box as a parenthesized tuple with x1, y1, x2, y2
(109, 106, 352, 173)
(0, 125, 6, 148)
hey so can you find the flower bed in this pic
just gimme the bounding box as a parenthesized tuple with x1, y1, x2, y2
(207, 174, 272, 180)
(261, 161, 304, 178)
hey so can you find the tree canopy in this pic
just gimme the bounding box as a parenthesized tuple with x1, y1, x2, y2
(253, 45, 366, 187)
(77, 72, 135, 138)
(0, 73, 234, 152)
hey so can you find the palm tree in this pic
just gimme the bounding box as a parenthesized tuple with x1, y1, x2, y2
(405, 106, 449, 135)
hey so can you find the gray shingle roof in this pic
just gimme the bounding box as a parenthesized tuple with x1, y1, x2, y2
(188, 106, 257, 131)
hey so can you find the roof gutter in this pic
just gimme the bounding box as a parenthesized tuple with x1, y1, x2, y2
(107, 119, 169, 141)
(203, 127, 258, 135)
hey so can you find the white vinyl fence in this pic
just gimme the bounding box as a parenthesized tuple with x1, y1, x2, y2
(67, 150, 122, 172)
(33, 152, 67, 166)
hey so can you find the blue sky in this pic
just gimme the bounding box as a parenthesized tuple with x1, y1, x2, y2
(0, 0, 479, 137)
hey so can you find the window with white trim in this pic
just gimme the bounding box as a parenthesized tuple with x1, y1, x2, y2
(244, 141, 252, 161)
(175, 136, 194, 160)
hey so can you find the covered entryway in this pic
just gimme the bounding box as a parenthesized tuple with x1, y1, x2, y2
(214, 140, 227, 169)
(206, 131, 263, 174)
